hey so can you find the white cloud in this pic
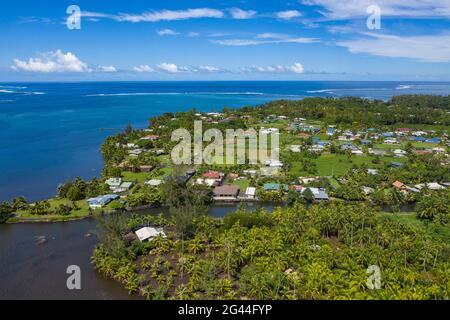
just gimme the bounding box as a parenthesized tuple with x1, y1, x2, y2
(210, 36, 318, 46)
(156, 29, 179, 36)
(12, 50, 92, 73)
(188, 32, 200, 37)
(133, 65, 154, 73)
(252, 63, 305, 74)
(277, 10, 302, 20)
(228, 8, 257, 19)
(198, 65, 221, 73)
(157, 63, 185, 73)
(302, 0, 450, 19)
(256, 33, 290, 39)
(116, 8, 224, 22)
(337, 32, 450, 62)
(97, 65, 117, 73)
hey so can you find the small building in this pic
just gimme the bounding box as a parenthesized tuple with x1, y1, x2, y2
(140, 134, 160, 141)
(265, 159, 283, 167)
(362, 186, 374, 195)
(202, 171, 223, 180)
(139, 165, 153, 173)
(128, 149, 143, 156)
(260, 167, 279, 177)
(313, 190, 330, 202)
(425, 138, 441, 144)
(263, 183, 288, 192)
(113, 181, 133, 193)
(298, 132, 311, 139)
(105, 178, 122, 188)
(392, 181, 406, 191)
(243, 169, 257, 177)
(195, 178, 217, 187)
(135, 227, 166, 242)
(393, 149, 407, 157)
(145, 179, 162, 186)
(390, 161, 404, 168)
(213, 185, 240, 201)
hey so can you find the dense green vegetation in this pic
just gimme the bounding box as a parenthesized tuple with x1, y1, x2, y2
(92, 202, 450, 299)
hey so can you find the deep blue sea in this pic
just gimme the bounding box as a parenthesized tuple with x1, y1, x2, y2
(1, 81, 450, 202)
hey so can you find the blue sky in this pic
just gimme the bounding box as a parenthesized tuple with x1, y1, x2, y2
(1, 0, 450, 81)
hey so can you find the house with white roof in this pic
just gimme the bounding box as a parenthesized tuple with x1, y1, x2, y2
(135, 227, 166, 242)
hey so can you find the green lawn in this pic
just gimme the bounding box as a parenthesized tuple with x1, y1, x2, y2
(231, 178, 250, 190)
(16, 198, 91, 221)
(122, 171, 154, 183)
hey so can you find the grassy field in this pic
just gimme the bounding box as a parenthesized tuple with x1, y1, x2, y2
(374, 142, 437, 150)
(289, 153, 407, 177)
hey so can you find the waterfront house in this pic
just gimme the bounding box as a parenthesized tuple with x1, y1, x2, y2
(302, 187, 329, 202)
(239, 187, 257, 200)
(135, 227, 166, 242)
(87, 194, 119, 209)
(213, 185, 240, 201)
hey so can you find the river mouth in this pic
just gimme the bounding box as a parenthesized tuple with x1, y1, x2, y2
(0, 203, 276, 300)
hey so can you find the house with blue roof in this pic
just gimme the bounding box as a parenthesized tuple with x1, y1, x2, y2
(410, 136, 426, 142)
(425, 138, 441, 144)
(327, 127, 336, 136)
(87, 194, 119, 209)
